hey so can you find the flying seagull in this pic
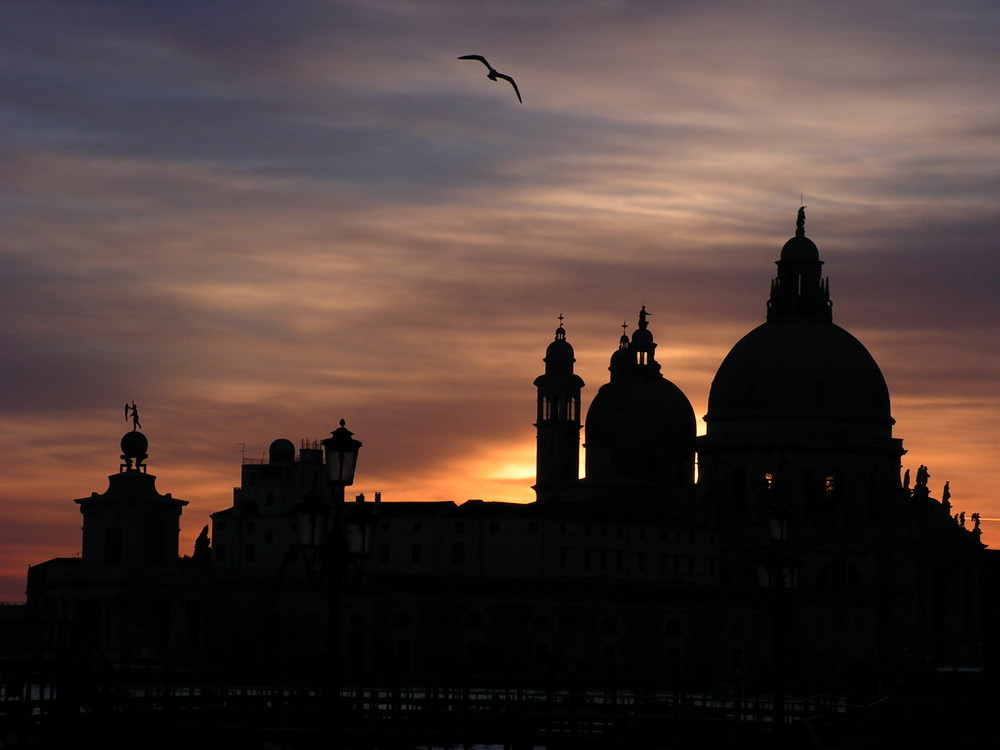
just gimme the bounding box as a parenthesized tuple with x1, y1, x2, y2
(458, 55, 522, 103)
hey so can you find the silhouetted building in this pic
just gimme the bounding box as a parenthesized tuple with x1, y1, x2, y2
(19, 210, 993, 743)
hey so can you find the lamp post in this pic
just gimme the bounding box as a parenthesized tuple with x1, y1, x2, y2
(756, 502, 798, 749)
(296, 419, 362, 736)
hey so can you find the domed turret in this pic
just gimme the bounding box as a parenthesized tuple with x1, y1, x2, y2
(584, 307, 695, 493)
(269, 438, 296, 464)
(700, 210, 905, 526)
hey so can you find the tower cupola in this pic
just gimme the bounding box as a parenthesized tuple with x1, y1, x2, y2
(767, 206, 832, 322)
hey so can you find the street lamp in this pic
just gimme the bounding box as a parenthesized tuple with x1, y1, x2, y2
(322, 419, 362, 495)
(297, 419, 362, 738)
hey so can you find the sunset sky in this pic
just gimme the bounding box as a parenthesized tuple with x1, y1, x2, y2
(2, 1, 998, 601)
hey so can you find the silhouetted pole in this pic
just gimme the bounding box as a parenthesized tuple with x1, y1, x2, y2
(321, 420, 362, 739)
(327, 482, 346, 735)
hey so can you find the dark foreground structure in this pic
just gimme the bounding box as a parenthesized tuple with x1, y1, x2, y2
(7, 211, 999, 748)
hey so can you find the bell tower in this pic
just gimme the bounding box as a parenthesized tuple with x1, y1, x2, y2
(533, 318, 584, 504)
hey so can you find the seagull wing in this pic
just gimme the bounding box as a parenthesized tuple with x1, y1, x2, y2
(495, 72, 522, 103)
(458, 54, 491, 69)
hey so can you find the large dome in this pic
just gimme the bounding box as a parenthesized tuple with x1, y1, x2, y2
(706, 320, 892, 429)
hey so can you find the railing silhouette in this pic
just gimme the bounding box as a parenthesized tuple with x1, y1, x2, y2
(5, 667, 987, 748)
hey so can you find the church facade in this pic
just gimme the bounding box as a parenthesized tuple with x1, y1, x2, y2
(22, 211, 989, 719)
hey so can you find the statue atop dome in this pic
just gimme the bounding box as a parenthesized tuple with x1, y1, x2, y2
(125, 400, 142, 431)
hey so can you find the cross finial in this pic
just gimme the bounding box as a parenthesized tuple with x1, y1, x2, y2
(557, 312, 565, 327)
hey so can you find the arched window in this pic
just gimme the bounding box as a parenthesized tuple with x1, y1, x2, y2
(452, 542, 465, 565)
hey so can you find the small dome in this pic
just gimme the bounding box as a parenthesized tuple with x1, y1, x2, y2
(780, 234, 819, 262)
(268, 438, 296, 464)
(545, 327, 574, 361)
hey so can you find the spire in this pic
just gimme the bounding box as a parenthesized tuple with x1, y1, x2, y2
(766, 207, 832, 322)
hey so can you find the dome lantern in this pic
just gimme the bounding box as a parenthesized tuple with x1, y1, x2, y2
(766, 206, 832, 322)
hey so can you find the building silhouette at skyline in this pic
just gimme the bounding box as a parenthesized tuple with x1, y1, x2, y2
(13, 209, 995, 746)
